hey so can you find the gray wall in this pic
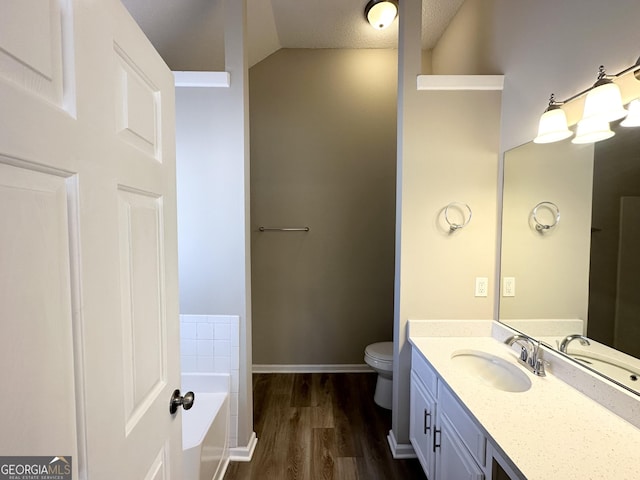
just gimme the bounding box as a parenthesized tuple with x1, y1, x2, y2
(249, 49, 397, 365)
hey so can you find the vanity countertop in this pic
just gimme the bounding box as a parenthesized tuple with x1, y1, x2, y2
(409, 334, 640, 480)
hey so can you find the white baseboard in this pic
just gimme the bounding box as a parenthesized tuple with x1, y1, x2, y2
(387, 429, 416, 459)
(253, 364, 373, 373)
(229, 432, 258, 462)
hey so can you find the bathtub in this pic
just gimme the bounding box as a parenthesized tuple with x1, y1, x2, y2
(182, 373, 230, 480)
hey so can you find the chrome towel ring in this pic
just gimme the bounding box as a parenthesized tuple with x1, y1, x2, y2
(532, 201, 560, 231)
(444, 202, 472, 232)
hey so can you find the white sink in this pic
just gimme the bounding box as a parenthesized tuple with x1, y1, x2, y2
(451, 349, 532, 392)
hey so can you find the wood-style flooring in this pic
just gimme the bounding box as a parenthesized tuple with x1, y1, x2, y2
(223, 373, 427, 480)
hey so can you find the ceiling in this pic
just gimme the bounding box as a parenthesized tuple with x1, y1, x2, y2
(121, 0, 465, 71)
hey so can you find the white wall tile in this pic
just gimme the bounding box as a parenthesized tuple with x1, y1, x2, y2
(180, 314, 200, 323)
(181, 338, 197, 356)
(181, 355, 197, 372)
(215, 323, 231, 339)
(214, 356, 231, 373)
(214, 339, 231, 357)
(197, 322, 213, 339)
(230, 322, 239, 347)
(180, 314, 240, 448)
(197, 339, 214, 356)
(231, 371, 239, 393)
(181, 322, 197, 339)
(196, 355, 214, 372)
(231, 346, 239, 370)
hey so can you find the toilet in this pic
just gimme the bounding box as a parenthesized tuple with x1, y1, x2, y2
(364, 341, 394, 410)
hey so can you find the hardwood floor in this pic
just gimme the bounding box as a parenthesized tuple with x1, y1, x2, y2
(224, 373, 427, 480)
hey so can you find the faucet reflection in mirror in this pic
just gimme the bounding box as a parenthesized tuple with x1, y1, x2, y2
(500, 121, 640, 396)
(534, 56, 640, 144)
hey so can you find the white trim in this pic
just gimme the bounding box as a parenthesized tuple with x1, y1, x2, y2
(229, 432, 258, 462)
(173, 71, 231, 88)
(252, 364, 374, 373)
(213, 457, 230, 480)
(417, 75, 504, 91)
(387, 429, 417, 459)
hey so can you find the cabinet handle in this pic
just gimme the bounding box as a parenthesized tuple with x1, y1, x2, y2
(423, 409, 431, 434)
(433, 428, 441, 452)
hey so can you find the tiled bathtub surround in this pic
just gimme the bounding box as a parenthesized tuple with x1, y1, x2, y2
(180, 314, 240, 447)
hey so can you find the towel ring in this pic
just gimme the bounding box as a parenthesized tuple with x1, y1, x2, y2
(444, 202, 472, 232)
(532, 201, 560, 231)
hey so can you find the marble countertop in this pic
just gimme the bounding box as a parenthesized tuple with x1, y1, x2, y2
(409, 332, 640, 480)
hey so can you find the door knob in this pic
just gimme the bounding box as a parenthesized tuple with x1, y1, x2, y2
(169, 389, 195, 414)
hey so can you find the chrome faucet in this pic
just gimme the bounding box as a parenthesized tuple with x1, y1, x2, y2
(505, 334, 547, 376)
(559, 334, 590, 353)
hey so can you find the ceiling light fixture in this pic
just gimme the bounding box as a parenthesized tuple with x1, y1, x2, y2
(365, 0, 398, 30)
(534, 56, 640, 144)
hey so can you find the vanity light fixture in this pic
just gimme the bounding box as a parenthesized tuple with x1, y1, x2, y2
(581, 66, 628, 123)
(533, 94, 573, 143)
(571, 117, 615, 144)
(534, 55, 640, 144)
(364, 0, 398, 30)
(621, 99, 640, 127)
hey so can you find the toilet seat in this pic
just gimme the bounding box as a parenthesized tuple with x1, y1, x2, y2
(364, 342, 393, 370)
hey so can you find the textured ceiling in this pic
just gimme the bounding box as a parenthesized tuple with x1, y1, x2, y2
(121, 0, 465, 71)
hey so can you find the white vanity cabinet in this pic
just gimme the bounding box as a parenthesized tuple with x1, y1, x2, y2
(410, 371, 437, 479)
(410, 349, 523, 480)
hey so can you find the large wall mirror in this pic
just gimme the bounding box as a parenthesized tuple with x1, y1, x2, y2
(500, 122, 640, 395)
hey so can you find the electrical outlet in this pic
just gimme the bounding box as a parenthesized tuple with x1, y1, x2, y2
(503, 277, 516, 297)
(475, 277, 488, 297)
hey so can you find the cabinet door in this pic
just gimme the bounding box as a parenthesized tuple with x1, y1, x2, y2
(437, 413, 484, 480)
(410, 372, 437, 480)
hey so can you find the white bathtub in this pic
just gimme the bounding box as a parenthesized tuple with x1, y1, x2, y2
(182, 373, 230, 480)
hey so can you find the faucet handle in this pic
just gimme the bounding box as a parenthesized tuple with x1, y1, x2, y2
(518, 345, 529, 362)
(533, 357, 548, 377)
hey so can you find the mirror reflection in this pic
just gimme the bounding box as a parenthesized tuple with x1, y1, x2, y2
(500, 123, 640, 394)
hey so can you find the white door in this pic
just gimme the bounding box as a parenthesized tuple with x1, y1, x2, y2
(0, 1, 181, 479)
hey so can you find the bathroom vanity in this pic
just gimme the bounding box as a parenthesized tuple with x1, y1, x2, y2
(408, 320, 640, 480)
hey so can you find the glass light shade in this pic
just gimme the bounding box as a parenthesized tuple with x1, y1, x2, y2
(581, 81, 628, 122)
(571, 117, 615, 144)
(366, 1, 398, 30)
(621, 99, 640, 127)
(533, 108, 573, 143)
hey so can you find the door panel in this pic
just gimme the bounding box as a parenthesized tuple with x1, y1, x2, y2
(0, 161, 79, 458)
(114, 45, 162, 160)
(0, 1, 180, 478)
(0, 0, 70, 107)
(118, 187, 167, 433)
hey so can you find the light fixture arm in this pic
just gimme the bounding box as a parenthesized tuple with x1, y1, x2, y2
(550, 56, 640, 106)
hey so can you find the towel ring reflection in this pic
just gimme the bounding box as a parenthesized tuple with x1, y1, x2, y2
(444, 202, 472, 232)
(532, 201, 560, 231)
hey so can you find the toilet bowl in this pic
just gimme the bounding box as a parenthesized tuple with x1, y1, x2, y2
(364, 341, 394, 410)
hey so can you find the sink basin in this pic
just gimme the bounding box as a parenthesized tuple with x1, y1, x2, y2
(451, 349, 532, 392)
